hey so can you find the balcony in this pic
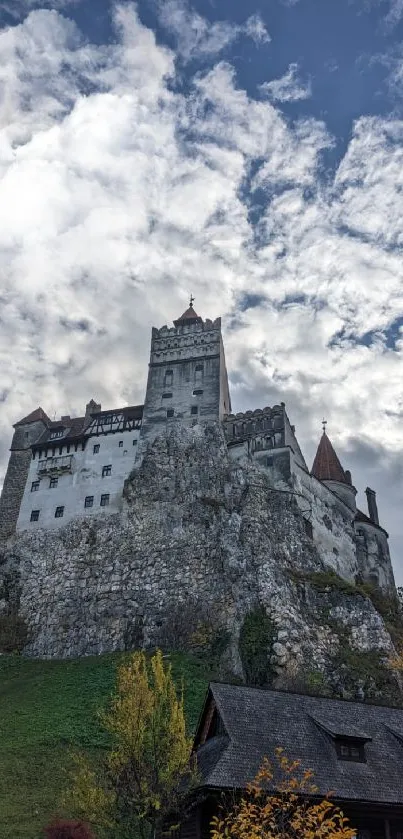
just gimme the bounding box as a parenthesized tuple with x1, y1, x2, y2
(37, 455, 74, 476)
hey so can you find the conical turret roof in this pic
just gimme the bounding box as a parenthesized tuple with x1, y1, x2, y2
(173, 297, 202, 327)
(311, 430, 347, 484)
(176, 305, 200, 321)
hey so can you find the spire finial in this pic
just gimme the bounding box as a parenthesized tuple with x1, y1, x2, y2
(322, 417, 327, 434)
(189, 293, 195, 308)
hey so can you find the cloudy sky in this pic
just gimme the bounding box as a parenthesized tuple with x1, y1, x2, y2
(1, 0, 403, 580)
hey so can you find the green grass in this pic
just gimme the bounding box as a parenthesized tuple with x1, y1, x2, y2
(0, 652, 211, 839)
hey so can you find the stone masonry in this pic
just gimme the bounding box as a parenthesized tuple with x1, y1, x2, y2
(0, 423, 397, 699)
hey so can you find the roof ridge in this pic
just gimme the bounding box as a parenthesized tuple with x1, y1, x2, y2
(209, 681, 403, 711)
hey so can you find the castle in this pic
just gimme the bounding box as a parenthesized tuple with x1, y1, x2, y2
(0, 300, 396, 595)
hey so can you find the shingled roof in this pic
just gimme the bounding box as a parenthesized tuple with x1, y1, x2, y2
(31, 405, 144, 449)
(195, 683, 403, 805)
(14, 407, 50, 427)
(32, 416, 87, 448)
(311, 431, 347, 484)
(355, 508, 388, 536)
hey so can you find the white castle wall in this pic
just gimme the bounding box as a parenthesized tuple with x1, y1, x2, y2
(17, 427, 141, 531)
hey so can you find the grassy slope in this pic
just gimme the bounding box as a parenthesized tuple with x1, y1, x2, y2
(0, 652, 211, 839)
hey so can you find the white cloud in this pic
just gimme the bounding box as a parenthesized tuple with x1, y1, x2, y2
(157, 0, 270, 61)
(260, 63, 311, 102)
(1, 3, 403, 580)
(243, 13, 271, 45)
(385, 0, 403, 27)
(0, 0, 81, 19)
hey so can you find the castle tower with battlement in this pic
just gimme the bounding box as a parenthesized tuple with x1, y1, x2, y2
(137, 300, 231, 457)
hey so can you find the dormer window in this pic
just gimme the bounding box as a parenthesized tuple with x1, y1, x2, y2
(50, 429, 64, 440)
(311, 715, 370, 764)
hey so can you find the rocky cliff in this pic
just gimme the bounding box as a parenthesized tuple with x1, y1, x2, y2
(0, 423, 401, 701)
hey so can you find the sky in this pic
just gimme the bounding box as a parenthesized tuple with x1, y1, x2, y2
(0, 0, 403, 581)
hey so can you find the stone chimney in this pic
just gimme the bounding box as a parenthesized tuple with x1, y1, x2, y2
(365, 487, 379, 526)
(85, 399, 101, 426)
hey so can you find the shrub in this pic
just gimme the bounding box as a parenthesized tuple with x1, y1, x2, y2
(44, 819, 95, 839)
(239, 606, 276, 687)
(0, 610, 28, 653)
(161, 599, 230, 666)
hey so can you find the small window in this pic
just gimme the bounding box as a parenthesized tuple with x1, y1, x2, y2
(50, 429, 64, 439)
(49, 477, 58, 489)
(133, 439, 137, 446)
(191, 405, 198, 416)
(31, 481, 40, 492)
(164, 369, 173, 386)
(193, 389, 203, 396)
(93, 444, 100, 454)
(102, 465, 112, 477)
(336, 740, 366, 762)
(100, 493, 110, 507)
(195, 363, 204, 383)
(119, 441, 123, 448)
(84, 496, 94, 508)
(30, 509, 40, 522)
(167, 409, 174, 418)
(162, 392, 172, 399)
(55, 506, 64, 519)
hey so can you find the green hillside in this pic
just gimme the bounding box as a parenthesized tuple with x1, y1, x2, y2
(0, 652, 211, 839)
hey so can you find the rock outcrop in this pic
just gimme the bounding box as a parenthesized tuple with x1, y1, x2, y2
(0, 423, 400, 701)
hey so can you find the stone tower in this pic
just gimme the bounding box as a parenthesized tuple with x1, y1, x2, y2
(137, 300, 231, 455)
(0, 407, 49, 539)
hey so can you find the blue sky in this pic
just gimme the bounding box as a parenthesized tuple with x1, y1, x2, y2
(0, 0, 403, 579)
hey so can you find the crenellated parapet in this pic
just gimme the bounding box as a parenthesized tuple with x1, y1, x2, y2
(150, 319, 223, 366)
(224, 404, 285, 451)
(152, 317, 221, 338)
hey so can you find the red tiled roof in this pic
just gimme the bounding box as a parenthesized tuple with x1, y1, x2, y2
(311, 432, 347, 484)
(174, 305, 202, 325)
(14, 407, 50, 427)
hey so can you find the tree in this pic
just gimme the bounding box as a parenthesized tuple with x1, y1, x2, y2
(211, 748, 355, 839)
(68, 650, 197, 839)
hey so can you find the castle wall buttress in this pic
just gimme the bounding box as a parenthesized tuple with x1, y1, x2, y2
(0, 419, 47, 539)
